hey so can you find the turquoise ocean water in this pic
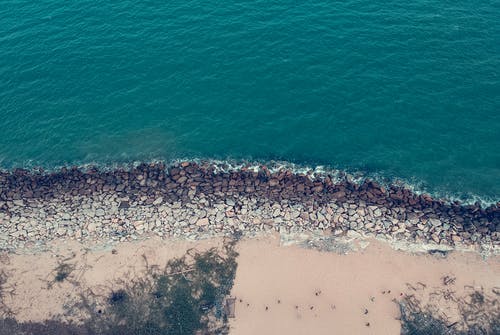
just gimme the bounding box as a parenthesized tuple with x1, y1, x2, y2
(0, 1, 499, 203)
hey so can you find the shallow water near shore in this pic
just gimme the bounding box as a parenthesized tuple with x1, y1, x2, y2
(1, 0, 499, 203)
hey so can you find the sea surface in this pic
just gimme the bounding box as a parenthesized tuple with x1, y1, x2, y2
(0, 0, 499, 203)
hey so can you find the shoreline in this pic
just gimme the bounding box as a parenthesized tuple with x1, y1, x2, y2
(0, 161, 498, 252)
(1, 159, 498, 207)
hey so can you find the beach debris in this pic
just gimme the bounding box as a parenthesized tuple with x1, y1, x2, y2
(225, 298, 236, 318)
(442, 275, 456, 286)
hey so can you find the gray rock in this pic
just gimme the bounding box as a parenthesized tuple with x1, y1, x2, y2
(269, 179, 279, 187)
(116, 184, 125, 192)
(153, 197, 164, 206)
(87, 222, 97, 233)
(429, 218, 441, 227)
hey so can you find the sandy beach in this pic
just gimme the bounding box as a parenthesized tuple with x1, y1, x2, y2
(1, 233, 498, 334)
(230, 235, 499, 335)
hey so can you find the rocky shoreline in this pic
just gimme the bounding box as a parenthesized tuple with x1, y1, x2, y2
(0, 161, 498, 251)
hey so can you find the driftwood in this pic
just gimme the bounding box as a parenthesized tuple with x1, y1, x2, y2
(225, 297, 236, 318)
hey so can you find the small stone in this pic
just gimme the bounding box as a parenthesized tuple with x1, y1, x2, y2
(215, 211, 225, 222)
(347, 230, 362, 239)
(119, 201, 130, 209)
(313, 185, 323, 192)
(269, 179, 279, 187)
(334, 191, 346, 198)
(87, 222, 97, 233)
(133, 221, 145, 229)
(333, 229, 344, 236)
(252, 217, 261, 225)
(56, 228, 67, 236)
(153, 197, 164, 206)
(429, 218, 441, 227)
(365, 222, 375, 229)
(196, 218, 209, 226)
(10, 230, 24, 238)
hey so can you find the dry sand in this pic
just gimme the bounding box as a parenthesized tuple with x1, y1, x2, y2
(1, 234, 499, 334)
(229, 235, 499, 335)
(1, 237, 223, 321)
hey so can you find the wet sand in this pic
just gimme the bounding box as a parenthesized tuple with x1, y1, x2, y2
(1, 235, 499, 334)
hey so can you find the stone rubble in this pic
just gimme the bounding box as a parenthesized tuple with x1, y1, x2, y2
(0, 162, 498, 250)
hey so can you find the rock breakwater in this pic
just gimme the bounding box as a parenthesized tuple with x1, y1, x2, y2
(0, 162, 498, 251)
